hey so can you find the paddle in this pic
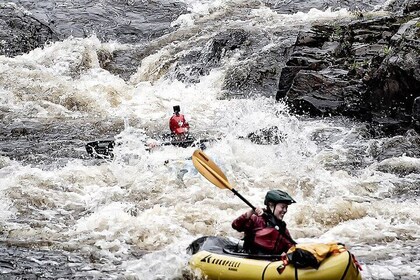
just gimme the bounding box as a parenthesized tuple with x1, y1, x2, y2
(192, 149, 256, 211)
(192, 149, 297, 245)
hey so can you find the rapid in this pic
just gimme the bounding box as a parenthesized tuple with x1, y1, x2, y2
(0, 0, 419, 279)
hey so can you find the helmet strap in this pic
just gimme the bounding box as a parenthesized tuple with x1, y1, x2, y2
(267, 202, 276, 214)
(272, 204, 277, 215)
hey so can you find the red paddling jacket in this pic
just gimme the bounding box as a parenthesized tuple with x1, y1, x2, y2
(169, 114, 190, 134)
(232, 212, 295, 255)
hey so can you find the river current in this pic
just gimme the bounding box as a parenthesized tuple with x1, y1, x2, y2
(0, 0, 419, 279)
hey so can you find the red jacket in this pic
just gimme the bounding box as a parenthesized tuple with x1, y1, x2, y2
(169, 114, 190, 134)
(232, 212, 295, 255)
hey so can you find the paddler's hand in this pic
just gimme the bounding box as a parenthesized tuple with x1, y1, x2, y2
(254, 207, 264, 216)
(244, 207, 264, 219)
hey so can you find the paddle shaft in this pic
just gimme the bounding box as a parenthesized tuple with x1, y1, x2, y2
(231, 188, 255, 211)
(192, 149, 297, 245)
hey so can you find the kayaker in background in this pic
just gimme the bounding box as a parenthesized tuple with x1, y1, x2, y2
(232, 190, 297, 255)
(169, 105, 190, 140)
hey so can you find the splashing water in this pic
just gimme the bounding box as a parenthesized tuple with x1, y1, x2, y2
(1, 1, 419, 279)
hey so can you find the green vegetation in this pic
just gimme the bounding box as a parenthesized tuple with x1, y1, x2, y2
(349, 59, 371, 71)
(330, 23, 343, 41)
(383, 46, 392, 55)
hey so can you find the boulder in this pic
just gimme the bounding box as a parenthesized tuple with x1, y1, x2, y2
(277, 12, 420, 135)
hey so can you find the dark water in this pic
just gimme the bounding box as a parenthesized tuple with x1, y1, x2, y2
(0, 118, 123, 166)
(0, 243, 106, 280)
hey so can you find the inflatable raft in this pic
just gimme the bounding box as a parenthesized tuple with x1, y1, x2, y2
(188, 236, 362, 280)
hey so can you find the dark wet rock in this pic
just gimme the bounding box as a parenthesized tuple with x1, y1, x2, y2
(171, 29, 252, 84)
(367, 130, 420, 161)
(360, 17, 420, 135)
(285, 68, 366, 117)
(246, 126, 286, 145)
(0, 4, 57, 57)
(1, 0, 188, 81)
(222, 47, 286, 98)
(98, 47, 144, 81)
(385, 0, 420, 14)
(405, 0, 420, 13)
(276, 7, 420, 136)
(265, 0, 386, 14)
(206, 29, 249, 65)
(413, 97, 420, 130)
(219, 30, 297, 98)
(296, 29, 331, 47)
(170, 28, 293, 97)
(4, 0, 187, 56)
(10, 127, 29, 136)
(173, 50, 213, 84)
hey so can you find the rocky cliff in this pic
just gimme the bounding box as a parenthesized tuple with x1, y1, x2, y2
(277, 1, 420, 135)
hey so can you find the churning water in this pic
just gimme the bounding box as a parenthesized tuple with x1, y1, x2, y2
(0, 0, 419, 279)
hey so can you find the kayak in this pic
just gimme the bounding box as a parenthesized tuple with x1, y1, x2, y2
(188, 236, 362, 280)
(85, 139, 115, 159)
(159, 133, 208, 149)
(85, 134, 210, 158)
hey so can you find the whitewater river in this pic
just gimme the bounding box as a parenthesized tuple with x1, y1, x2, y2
(1, 0, 419, 279)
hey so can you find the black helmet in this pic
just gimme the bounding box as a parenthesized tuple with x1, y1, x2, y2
(264, 190, 296, 205)
(173, 105, 180, 113)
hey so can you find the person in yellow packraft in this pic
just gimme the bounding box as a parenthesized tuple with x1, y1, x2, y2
(232, 189, 297, 255)
(232, 190, 356, 270)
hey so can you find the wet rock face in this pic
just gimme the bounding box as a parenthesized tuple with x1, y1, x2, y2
(2, 0, 187, 57)
(276, 5, 420, 135)
(364, 17, 420, 126)
(0, 4, 57, 57)
(265, 0, 387, 14)
(172, 28, 292, 98)
(246, 126, 286, 145)
(172, 29, 252, 84)
(385, 0, 420, 14)
(405, 0, 420, 13)
(413, 97, 420, 130)
(206, 29, 249, 65)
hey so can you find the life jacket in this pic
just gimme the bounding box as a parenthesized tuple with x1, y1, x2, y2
(246, 214, 296, 255)
(175, 127, 188, 134)
(254, 228, 282, 252)
(169, 114, 189, 135)
(253, 227, 296, 254)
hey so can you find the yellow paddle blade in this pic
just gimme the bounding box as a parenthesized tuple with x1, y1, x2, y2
(192, 149, 232, 190)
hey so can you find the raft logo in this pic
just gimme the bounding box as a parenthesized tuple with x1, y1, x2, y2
(200, 254, 241, 269)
